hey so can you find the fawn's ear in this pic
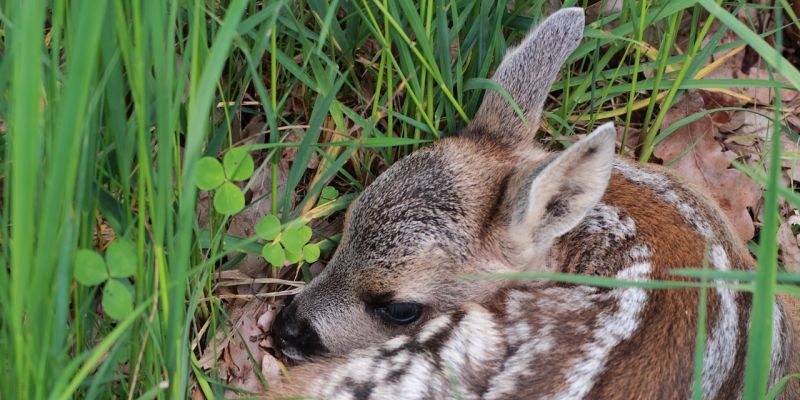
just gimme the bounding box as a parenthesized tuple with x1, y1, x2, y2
(507, 123, 616, 261)
(470, 8, 584, 147)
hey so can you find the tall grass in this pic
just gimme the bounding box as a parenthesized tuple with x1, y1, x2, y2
(0, 0, 797, 398)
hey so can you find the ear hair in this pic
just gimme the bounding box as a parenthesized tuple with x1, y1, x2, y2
(469, 8, 585, 148)
(507, 123, 616, 265)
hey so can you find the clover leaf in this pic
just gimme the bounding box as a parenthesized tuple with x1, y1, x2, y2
(262, 242, 286, 267)
(320, 186, 339, 202)
(196, 157, 225, 190)
(284, 246, 303, 264)
(72, 238, 137, 321)
(223, 147, 254, 181)
(74, 249, 109, 286)
(281, 227, 306, 254)
(257, 218, 321, 267)
(256, 215, 282, 241)
(102, 279, 134, 321)
(194, 147, 254, 215)
(302, 244, 320, 263)
(214, 181, 246, 215)
(106, 239, 137, 278)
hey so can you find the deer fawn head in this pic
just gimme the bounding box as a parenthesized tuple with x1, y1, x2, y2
(270, 8, 610, 361)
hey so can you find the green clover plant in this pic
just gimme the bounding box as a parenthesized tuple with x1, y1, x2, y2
(318, 185, 339, 205)
(255, 185, 340, 267)
(256, 215, 320, 267)
(73, 239, 137, 321)
(195, 147, 255, 215)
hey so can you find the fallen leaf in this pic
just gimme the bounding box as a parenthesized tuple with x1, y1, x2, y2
(223, 299, 270, 396)
(654, 91, 760, 241)
(191, 387, 206, 400)
(615, 125, 641, 158)
(717, 109, 800, 184)
(257, 305, 279, 332)
(778, 215, 800, 273)
(198, 299, 271, 395)
(585, 0, 623, 23)
(700, 30, 799, 106)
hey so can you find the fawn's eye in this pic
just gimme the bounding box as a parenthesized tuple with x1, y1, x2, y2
(373, 302, 422, 325)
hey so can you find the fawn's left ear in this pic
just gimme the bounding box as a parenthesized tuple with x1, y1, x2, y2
(470, 8, 585, 147)
(507, 123, 616, 259)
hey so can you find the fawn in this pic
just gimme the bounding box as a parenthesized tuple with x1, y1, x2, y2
(269, 7, 800, 399)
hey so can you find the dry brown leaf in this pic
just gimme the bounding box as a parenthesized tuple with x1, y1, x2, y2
(198, 299, 272, 396)
(700, 29, 799, 106)
(654, 91, 760, 241)
(716, 108, 800, 184)
(223, 300, 270, 396)
(778, 215, 800, 273)
(735, 67, 799, 105)
(257, 306, 279, 333)
(191, 387, 206, 400)
(584, 0, 623, 23)
(615, 125, 641, 158)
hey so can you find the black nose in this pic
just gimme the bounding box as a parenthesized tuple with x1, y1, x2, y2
(271, 302, 327, 359)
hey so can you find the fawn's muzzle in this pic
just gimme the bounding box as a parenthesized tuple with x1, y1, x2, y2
(271, 301, 326, 361)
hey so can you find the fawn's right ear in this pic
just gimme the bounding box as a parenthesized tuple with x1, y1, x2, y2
(469, 8, 585, 148)
(505, 123, 616, 267)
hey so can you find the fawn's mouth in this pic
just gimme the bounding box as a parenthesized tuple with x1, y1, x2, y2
(277, 346, 308, 362)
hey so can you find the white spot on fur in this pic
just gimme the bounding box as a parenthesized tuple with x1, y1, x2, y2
(582, 203, 636, 240)
(484, 324, 556, 399)
(438, 307, 503, 400)
(702, 245, 739, 399)
(374, 357, 435, 399)
(505, 321, 533, 347)
(383, 335, 408, 352)
(628, 244, 651, 261)
(417, 314, 452, 343)
(319, 350, 378, 397)
(506, 290, 536, 316)
(613, 161, 713, 237)
(553, 262, 651, 400)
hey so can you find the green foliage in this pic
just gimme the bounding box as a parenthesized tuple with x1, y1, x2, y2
(320, 186, 340, 202)
(105, 239, 137, 278)
(303, 243, 322, 263)
(73, 250, 109, 286)
(195, 157, 226, 190)
(256, 214, 282, 240)
(196, 146, 255, 215)
(213, 181, 247, 215)
(256, 215, 318, 267)
(223, 147, 255, 181)
(262, 243, 286, 267)
(102, 280, 134, 321)
(72, 239, 137, 321)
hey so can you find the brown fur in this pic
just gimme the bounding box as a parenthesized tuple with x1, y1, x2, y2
(585, 174, 706, 399)
(780, 293, 800, 398)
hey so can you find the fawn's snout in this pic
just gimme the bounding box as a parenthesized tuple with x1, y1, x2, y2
(272, 301, 326, 361)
